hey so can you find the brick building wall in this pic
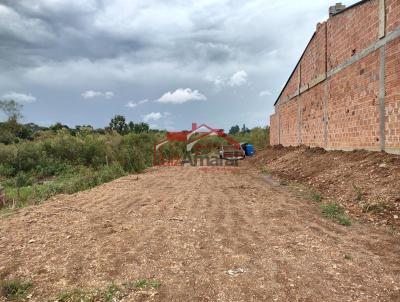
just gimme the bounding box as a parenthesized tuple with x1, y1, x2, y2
(270, 0, 400, 154)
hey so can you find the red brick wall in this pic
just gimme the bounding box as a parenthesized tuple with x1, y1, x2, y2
(269, 113, 279, 145)
(328, 51, 380, 149)
(277, 101, 298, 146)
(280, 67, 300, 101)
(270, 0, 400, 154)
(387, 0, 400, 33)
(385, 37, 400, 150)
(327, 0, 379, 70)
(300, 83, 325, 147)
(301, 23, 327, 85)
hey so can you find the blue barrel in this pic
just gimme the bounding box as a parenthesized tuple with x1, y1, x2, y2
(245, 144, 255, 156)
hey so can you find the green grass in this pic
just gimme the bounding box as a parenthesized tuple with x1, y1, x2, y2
(321, 203, 352, 226)
(124, 279, 161, 290)
(58, 285, 123, 302)
(308, 191, 323, 203)
(0, 279, 33, 300)
(57, 280, 161, 302)
(1, 164, 126, 212)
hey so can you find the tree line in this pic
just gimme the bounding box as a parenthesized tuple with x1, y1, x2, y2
(0, 100, 156, 145)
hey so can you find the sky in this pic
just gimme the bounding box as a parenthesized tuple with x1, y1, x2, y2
(0, 0, 359, 131)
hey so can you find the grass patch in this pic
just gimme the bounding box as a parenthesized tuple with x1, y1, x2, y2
(1, 164, 126, 213)
(321, 203, 351, 226)
(362, 202, 388, 214)
(124, 279, 161, 290)
(58, 284, 123, 302)
(57, 280, 161, 302)
(308, 191, 323, 203)
(0, 279, 33, 300)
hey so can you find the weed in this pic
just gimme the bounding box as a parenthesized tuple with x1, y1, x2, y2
(352, 184, 364, 202)
(58, 287, 121, 302)
(1, 164, 126, 212)
(123, 279, 161, 291)
(103, 283, 121, 302)
(279, 180, 289, 186)
(362, 202, 388, 214)
(58, 289, 90, 302)
(387, 224, 397, 236)
(344, 254, 352, 260)
(309, 191, 323, 203)
(0, 279, 33, 300)
(57, 280, 161, 302)
(321, 203, 351, 226)
(260, 167, 270, 174)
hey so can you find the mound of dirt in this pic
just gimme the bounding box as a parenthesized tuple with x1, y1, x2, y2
(248, 146, 400, 227)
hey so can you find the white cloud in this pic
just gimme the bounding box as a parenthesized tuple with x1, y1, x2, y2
(210, 70, 249, 89)
(126, 101, 137, 108)
(2, 92, 36, 103)
(157, 88, 206, 104)
(143, 112, 162, 122)
(138, 99, 148, 105)
(126, 99, 148, 108)
(213, 77, 225, 90)
(81, 90, 114, 99)
(259, 90, 272, 97)
(104, 91, 114, 99)
(228, 70, 248, 87)
(0, 4, 54, 44)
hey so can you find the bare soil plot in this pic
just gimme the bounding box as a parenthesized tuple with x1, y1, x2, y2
(0, 164, 399, 301)
(249, 146, 400, 227)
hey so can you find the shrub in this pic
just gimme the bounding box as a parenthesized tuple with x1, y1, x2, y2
(321, 203, 351, 226)
(0, 279, 33, 300)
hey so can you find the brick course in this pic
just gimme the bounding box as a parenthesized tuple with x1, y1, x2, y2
(270, 0, 400, 154)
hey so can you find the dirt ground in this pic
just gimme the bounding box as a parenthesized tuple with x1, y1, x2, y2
(1, 161, 400, 301)
(248, 146, 400, 227)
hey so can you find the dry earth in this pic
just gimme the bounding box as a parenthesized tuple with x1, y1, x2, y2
(0, 162, 400, 301)
(248, 146, 400, 227)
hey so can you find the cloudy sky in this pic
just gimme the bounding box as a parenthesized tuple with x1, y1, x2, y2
(0, 0, 358, 131)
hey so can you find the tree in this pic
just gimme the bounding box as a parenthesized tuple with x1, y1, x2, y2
(128, 121, 150, 133)
(50, 122, 69, 132)
(109, 115, 128, 135)
(241, 124, 250, 133)
(0, 100, 25, 143)
(0, 100, 23, 122)
(229, 125, 240, 135)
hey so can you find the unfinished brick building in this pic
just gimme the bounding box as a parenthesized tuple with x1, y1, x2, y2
(270, 0, 400, 154)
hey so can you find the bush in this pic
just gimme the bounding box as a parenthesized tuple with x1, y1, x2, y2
(231, 127, 270, 149)
(321, 203, 351, 226)
(0, 280, 33, 300)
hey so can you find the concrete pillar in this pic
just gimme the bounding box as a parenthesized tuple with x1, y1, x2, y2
(297, 66, 302, 145)
(379, 0, 386, 39)
(297, 97, 302, 145)
(323, 81, 329, 148)
(278, 112, 281, 145)
(379, 45, 386, 151)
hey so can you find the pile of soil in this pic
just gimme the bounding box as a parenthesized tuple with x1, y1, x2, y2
(248, 146, 400, 227)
